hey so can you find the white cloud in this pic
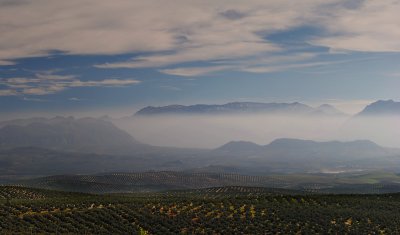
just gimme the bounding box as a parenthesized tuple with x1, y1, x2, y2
(0, 71, 140, 96)
(0, 0, 335, 64)
(1, 0, 399, 75)
(311, 1, 400, 52)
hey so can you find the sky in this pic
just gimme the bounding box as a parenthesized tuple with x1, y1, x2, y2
(1, 0, 400, 118)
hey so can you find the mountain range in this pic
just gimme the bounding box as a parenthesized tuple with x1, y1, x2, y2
(135, 100, 400, 117)
(135, 102, 346, 116)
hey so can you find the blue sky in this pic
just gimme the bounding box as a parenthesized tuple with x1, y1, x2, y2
(1, 0, 400, 117)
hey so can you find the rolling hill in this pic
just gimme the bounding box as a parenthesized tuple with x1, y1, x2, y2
(13, 171, 400, 194)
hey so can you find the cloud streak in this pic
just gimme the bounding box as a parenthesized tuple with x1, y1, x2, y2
(160, 66, 233, 77)
(0, 72, 140, 96)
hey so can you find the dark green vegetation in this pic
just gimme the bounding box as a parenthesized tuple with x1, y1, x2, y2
(1, 186, 400, 234)
(16, 171, 400, 194)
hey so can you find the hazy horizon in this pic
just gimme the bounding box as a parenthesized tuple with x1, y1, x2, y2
(1, 108, 398, 149)
(116, 113, 399, 149)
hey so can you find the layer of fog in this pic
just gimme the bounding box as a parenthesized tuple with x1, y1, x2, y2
(114, 114, 400, 149)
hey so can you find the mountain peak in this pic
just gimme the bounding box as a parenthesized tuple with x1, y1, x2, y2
(318, 104, 335, 109)
(215, 141, 263, 152)
(268, 138, 317, 147)
(357, 100, 400, 116)
(315, 104, 345, 116)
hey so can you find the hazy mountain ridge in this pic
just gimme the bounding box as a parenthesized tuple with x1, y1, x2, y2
(336, 99, 400, 147)
(209, 138, 400, 173)
(357, 100, 400, 116)
(215, 138, 387, 155)
(135, 102, 346, 116)
(0, 116, 144, 154)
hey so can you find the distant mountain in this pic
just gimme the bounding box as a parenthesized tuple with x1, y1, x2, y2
(315, 104, 345, 116)
(135, 102, 345, 116)
(267, 138, 382, 151)
(0, 117, 143, 154)
(209, 138, 400, 172)
(357, 100, 400, 116)
(214, 138, 385, 156)
(215, 141, 265, 154)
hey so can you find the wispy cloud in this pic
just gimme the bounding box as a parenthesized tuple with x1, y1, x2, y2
(0, 71, 140, 96)
(95, 41, 279, 69)
(159, 85, 182, 91)
(160, 65, 233, 77)
(68, 79, 140, 87)
(239, 60, 346, 73)
(311, 1, 400, 52)
(22, 97, 48, 102)
(0, 60, 16, 66)
(68, 97, 83, 101)
(158, 52, 319, 76)
(0, 90, 18, 96)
